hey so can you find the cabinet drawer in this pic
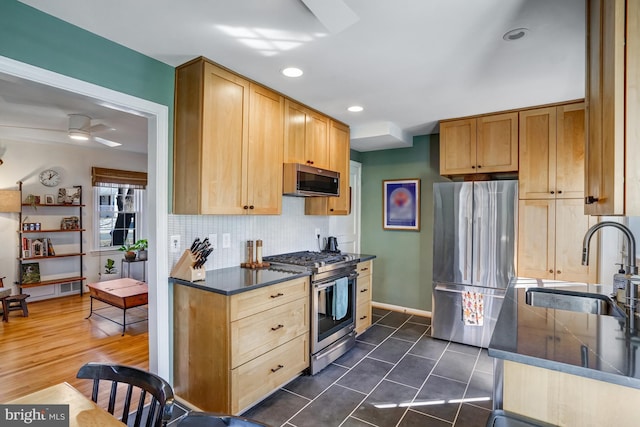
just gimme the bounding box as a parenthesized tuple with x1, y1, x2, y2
(231, 333, 309, 413)
(357, 260, 372, 278)
(357, 274, 372, 304)
(230, 276, 309, 320)
(231, 297, 309, 368)
(355, 300, 372, 334)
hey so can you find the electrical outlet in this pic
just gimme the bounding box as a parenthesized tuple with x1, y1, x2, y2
(222, 233, 231, 248)
(315, 228, 321, 238)
(209, 233, 218, 250)
(170, 235, 181, 253)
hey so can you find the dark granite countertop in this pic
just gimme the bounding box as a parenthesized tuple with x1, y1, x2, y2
(489, 277, 640, 389)
(354, 254, 376, 262)
(170, 266, 311, 296)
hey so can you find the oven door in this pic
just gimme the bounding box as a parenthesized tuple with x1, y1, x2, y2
(311, 271, 357, 354)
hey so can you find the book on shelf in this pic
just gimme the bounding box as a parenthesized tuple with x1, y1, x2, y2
(21, 262, 40, 284)
(21, 237, 54, 257)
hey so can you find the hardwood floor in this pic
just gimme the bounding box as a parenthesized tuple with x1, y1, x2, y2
(0, 293, 149, 402)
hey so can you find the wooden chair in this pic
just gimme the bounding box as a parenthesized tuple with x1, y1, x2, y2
(177, 412, 271, 427)
(76, 362, 174, 427)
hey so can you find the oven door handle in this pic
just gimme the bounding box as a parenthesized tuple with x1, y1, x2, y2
(314, 272, 357, 290)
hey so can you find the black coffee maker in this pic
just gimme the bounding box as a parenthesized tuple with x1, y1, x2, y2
(323, 236, 339, 253)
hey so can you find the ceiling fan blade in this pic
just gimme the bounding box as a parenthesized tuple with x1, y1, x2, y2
(93, 136, 122, 147)
(89, 123, 112, 133)
(300, 0, 359, 33)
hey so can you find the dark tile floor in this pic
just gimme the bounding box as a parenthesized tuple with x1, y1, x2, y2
(239, 308, 495, 427)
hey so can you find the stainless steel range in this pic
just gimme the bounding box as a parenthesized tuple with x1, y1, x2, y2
(263, 251, 358, 374)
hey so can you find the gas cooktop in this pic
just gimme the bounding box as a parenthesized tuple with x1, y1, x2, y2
(263, 251, 357, 269)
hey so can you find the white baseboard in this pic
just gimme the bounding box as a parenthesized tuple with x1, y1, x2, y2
(372, 301, 432, 318)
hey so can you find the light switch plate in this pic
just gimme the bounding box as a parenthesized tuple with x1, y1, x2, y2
(170, 235, 181, 253)
(222, 233, 231, 248)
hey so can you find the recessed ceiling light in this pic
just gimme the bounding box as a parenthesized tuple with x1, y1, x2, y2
(281, 67, 303, 77)
(347, 105, 363, 112)
(503, 28, 529, 41)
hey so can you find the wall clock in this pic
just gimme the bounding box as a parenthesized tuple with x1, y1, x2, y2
(39, 169, 61, 187)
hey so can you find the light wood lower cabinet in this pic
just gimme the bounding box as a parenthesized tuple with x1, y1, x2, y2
(517, 199, 597, 282)
(503, 361, 640, 425)
(173, 276, 309, 414)
(355, 260, 373, 335)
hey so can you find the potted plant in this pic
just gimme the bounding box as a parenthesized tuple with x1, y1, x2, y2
(119, 243, 137, 261)
(134, 239, 148, 261)
(100, 258, 119, 281)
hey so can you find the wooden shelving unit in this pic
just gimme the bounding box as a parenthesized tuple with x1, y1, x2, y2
(17, 181, 85, 296)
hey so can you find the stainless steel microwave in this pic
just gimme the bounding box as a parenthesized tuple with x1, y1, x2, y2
(283, 163, 340, 197)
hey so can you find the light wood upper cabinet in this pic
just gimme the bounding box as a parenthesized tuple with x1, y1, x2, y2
(173, 58, 283, 215)
(518, 199, 597, 283)
(284, 99, 330, 169)
(585, 0, 640, 215)
(305, 120, 351, 215)
(440, 112, 518, 175)
(519, 103, 585, 200)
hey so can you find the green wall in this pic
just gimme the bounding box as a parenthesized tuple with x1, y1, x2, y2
(360, 134, 446, 312)
(0, 1, 174, 108)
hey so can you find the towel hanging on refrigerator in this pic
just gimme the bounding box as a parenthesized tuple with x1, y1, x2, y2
(462, 291, 484, 326)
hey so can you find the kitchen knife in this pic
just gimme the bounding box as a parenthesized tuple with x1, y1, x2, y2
(190, 238, 200, 252)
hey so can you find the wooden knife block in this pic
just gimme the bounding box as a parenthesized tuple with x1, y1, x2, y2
(170, 250, 206, 282)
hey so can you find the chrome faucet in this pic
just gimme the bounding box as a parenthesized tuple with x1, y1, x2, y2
(582, 221, 638, 316)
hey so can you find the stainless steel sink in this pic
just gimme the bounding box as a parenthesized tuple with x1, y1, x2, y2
(525, 287, 626, 318)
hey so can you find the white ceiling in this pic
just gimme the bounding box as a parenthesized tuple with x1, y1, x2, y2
(3, 0, 585, 153)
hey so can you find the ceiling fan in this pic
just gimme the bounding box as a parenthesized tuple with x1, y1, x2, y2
(0, 114, 122, 148)
(300, 0, 359, 34)
(66, 114, 121, 147)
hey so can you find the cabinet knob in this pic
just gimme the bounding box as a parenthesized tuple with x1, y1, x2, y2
(585, 196, 599, 204)
(550, 191, 555, 194)
(307, 160, 314, 165)
(558, 190, 562, 194)
(471, 165, 476, 169)
(477, 165, 482, 169)
(557, 270, 561, 274)
(549, 269, 553, 273)
(249, 205, 255, 210)
(329, 208, 334, 212)
(243, 205, 249, 209)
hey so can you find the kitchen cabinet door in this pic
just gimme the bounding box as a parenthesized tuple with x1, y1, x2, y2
(305, 120, 351, 215)
(200, 64, 249, 214)
(519, 103, 585, 200)
(476, 112, 518, 173)
(439, 118, 477, 175)
(554, 199, 597, 283)
(246, 84, 284, 214)
(518, 199, 556, 280)
(585, 0, 640, 215)
(284, 100, 329, 169)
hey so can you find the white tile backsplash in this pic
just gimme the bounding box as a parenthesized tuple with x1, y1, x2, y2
(168, 197, 330, 271)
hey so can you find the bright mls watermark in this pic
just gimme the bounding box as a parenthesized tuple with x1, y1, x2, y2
(0, 405, 69, 426)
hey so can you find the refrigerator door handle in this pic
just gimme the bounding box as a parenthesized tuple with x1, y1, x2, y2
(476, 222, 481, 284)
(465, 217, 472, 281)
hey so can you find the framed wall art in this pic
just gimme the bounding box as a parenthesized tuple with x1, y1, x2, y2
(383, 178, 420, 231)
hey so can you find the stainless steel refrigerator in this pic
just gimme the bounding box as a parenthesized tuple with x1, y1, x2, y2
(432, 180, 517, 348)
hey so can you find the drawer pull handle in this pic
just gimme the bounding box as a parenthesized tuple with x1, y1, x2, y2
(360, 315, 367, 320)
(360, 268, 368, 271)
(360, 289, 368, 293)
(270, 292, 284, 298)
(271, 364, 284, 373)
(271, 324, 284, 331)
